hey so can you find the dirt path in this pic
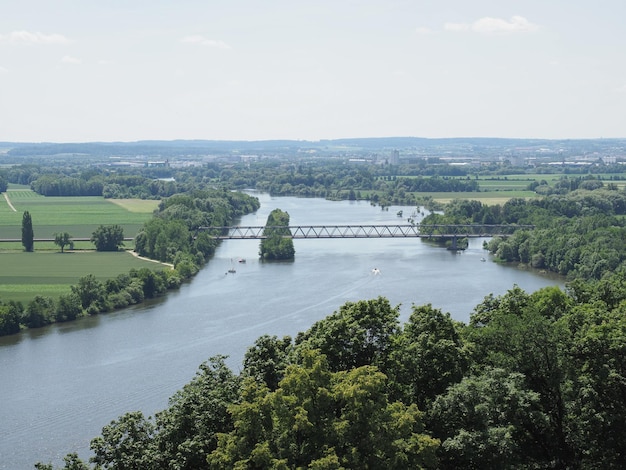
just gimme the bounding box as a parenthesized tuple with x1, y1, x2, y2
(3, 193, 16, 212)
(126, 250, 174, 268)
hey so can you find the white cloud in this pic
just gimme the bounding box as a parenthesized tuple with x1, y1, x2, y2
(0, 65, 7, 75)
(615, 84, 626, 94)
(0, 30, 70, 45)
(180, 35, 231, 49)
(61, 55, 81, 65)
(445, 16, 538, 34)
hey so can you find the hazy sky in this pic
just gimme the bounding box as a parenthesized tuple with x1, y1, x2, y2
(1, 0, 625, 142)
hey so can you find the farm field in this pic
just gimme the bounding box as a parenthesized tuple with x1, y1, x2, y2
(0, 189, 163, 304)
(0, 251, 169, 304)
(0, 189, 158, 240)
(420, 190, 537, 205)
(427, 192, 537, 205)
(476, 173, 626, 191)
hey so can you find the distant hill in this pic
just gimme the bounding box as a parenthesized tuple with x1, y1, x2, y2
(1, 137, 625, 158)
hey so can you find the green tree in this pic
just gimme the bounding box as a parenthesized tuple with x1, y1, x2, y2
(562, 295, 626, 467)
(0, 304, 21, 336)
(242, 334, 293, 391)
(90, 411, 155, 469)
(466, 286, 576, 467)
(390, 304, 468, 408)
(56, 292, 83, 322)
(134, 268, 167, 299)
(54, 232, 72, 253)
(429, 368, 548, 469)
(151, 356, 240, 469)
(22, 210, 34, 252)
(295, 297, 401, 373)
(22, 295, 55, 328)
(71, 274, 107, 313)
(91, 224, 125, 251)
(208, 349, 439, 469)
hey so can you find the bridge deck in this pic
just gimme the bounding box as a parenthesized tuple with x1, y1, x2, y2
(199, 224, 533, 240)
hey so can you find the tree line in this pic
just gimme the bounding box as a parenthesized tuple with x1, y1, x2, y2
(421, 187, 626, 280)
(0, 161, 478, 204)
(36, 271, 626, 469)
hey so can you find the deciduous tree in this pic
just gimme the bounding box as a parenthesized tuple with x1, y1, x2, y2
(91, 224, 125, 252)
(0, 304, 20, 336)
(90, 411, 155, 469)
(54, 232, 72, 253)
(295, 296, 401, 373)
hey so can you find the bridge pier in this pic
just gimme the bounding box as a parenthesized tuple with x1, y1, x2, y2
(447, 235, 465, 252)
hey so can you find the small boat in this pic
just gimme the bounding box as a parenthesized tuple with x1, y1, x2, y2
(238, 258, 246, 263)
(481, 258, 486, 262)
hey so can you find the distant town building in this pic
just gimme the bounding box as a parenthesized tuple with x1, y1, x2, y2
(146, 159, 169, 168)
(390, 149, 400, 165)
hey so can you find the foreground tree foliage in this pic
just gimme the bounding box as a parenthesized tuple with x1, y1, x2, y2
(39, 273, 626, 469)
(208, 351, 439, 469)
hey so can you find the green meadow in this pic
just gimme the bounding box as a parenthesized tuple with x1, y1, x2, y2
(0, 189, 158, 239)
(426, 191, 537, 205)
(0, 251, 168, 304)
(476, 173, 626, 191)
(0, 189, 163, 303)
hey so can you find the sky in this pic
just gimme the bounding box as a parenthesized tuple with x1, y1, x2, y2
(1, 0, 625, 143)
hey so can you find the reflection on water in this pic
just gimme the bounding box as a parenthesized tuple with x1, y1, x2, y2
(0, 195, 565, 469)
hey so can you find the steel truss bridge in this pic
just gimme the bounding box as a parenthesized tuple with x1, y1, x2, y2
(199, 224, 533, 241)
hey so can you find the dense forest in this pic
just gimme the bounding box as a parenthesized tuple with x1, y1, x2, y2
(36, 272, 626, 469)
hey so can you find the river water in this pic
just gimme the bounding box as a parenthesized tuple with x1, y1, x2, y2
(0, 194, 565, 469)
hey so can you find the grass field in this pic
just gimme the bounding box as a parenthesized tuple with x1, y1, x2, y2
(476, 173, 626, 191)
(416, 190, 538, 205)
(0, 189, 163, 304)
(0, 251, 169, 303)
(0, 190, 158, 239)
(428, 192, 537, 205)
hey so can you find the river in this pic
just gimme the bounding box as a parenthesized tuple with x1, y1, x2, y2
(0, 194, 565, 469)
